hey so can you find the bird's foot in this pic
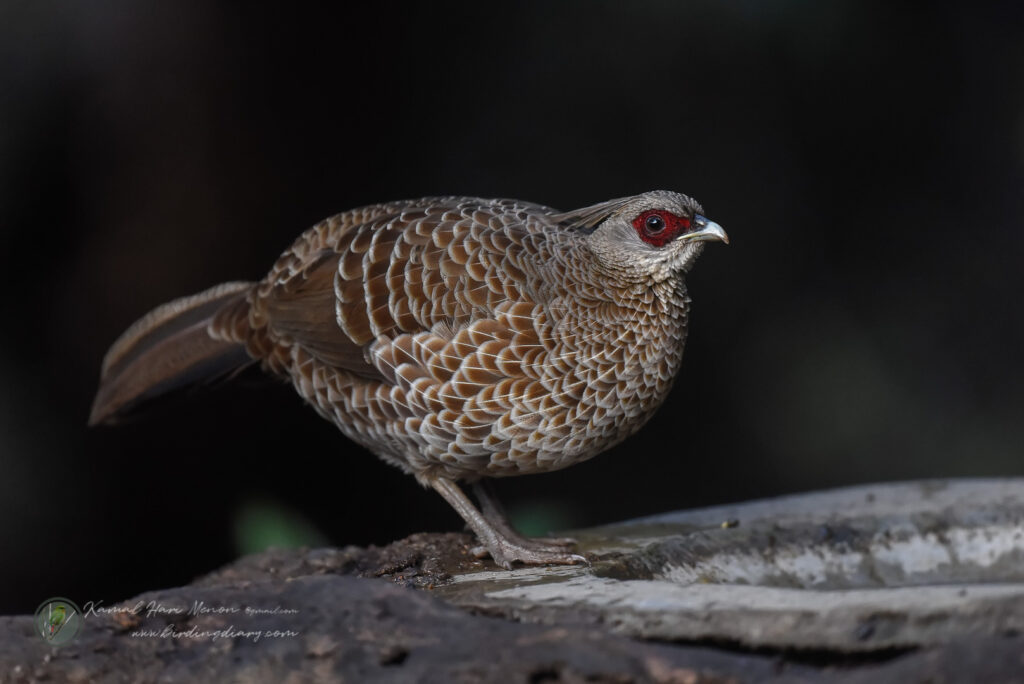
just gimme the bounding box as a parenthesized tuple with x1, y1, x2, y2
(430, 478, 586, 569)
(472, 535, 576, 556)
(471, 537, 588, 569)
(531, 535, 577, 548)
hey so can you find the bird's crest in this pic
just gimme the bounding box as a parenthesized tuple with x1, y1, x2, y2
(551, 196, 633, 233)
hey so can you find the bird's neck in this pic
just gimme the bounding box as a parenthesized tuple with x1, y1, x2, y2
(557, 275, 691, 368)
(536, 243, 692, 374)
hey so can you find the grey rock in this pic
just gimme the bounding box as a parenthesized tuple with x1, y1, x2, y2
(439, 479, 1024, 651)
(3, 479, 1023, 682)
(0, 569, 808, 683)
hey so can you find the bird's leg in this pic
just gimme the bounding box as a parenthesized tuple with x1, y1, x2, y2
(471, 480, 577, 550)
(430, 478, 586, 569)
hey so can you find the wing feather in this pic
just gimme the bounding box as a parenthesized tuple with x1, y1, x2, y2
(251, 197, 554, 385)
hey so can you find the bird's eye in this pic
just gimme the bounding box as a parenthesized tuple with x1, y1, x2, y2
(631, 209, 691, 247)
(645, 215, 666, 234)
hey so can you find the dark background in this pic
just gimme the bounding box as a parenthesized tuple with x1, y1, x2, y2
(2, 1, 1022, 615)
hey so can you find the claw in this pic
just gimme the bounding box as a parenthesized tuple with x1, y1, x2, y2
(535, 536, 577, 548)
(432, 478, 587, 569)
(486, 538, 589, 568)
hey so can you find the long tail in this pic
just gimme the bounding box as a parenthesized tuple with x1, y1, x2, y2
(89, 281, 256, 426)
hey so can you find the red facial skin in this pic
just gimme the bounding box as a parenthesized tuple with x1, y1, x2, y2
(631, 210, 692, 247)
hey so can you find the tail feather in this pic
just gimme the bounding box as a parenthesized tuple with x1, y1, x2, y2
(89, 281, 256, 426)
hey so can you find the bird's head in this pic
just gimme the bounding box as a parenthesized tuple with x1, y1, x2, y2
(557, 190, 728, 283)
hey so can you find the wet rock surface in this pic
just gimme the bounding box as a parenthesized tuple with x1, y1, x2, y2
(2, 479, 1023, 682)
(438, 479, 1024, 651)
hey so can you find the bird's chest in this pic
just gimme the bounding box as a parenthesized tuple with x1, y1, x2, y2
(547, 284, 690, 432)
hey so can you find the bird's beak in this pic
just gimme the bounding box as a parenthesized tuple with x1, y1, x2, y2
(682, 215, 729, 245)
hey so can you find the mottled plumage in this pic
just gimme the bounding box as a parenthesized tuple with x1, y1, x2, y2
(91, 191, 727, 567)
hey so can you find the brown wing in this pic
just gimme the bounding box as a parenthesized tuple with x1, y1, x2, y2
(249, 197, 557, 384)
